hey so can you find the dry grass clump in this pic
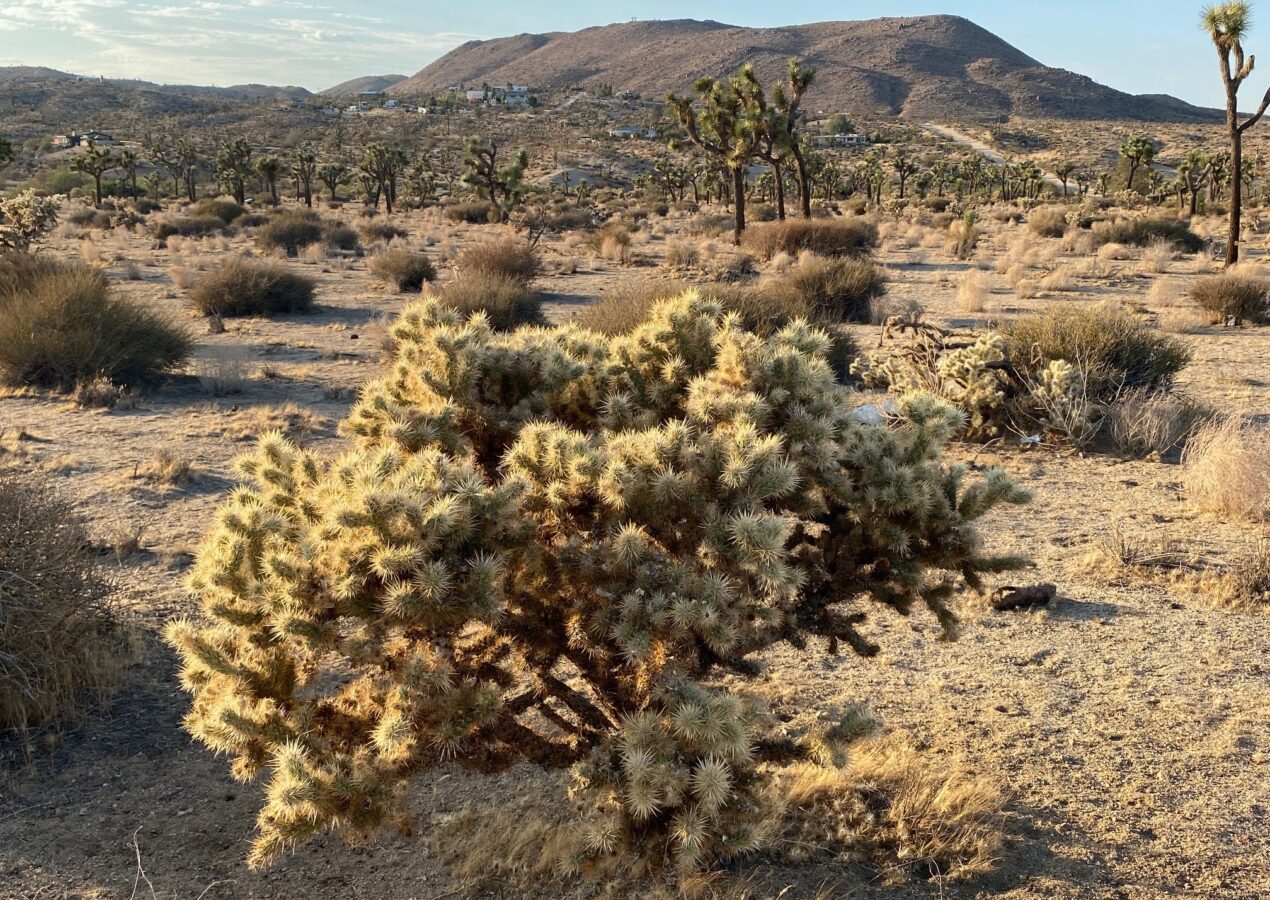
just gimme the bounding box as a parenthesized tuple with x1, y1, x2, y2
(765, 256, 886, 324)
(1027, 206, 1068, 238)
(1002, 303, 1191, 401)
(223, 404, 332, 441)
(955, 271, 989, 312)
(427, 270, 543, 330)
(0, 471, 127, 759)
(359, 221, 408, 244)
(196, 346, 251, 395)
(664, 241, 700, 270)
(152, 215, 224, 243)
(189, 257, 315, 317)
(779, 735, 1003, 883)
(1104, 388, 1201, 459)
(1187, 273, 1270, 324)
(1183, 415, 1270, 520)
(189, 197, 247, 224)
(742, 218, 878, 260)
(1137, 239, 1175, 274)
(369, 247, 437, 292)
(134, 450, 194, 485)
(945, 214, 980, 260)
(445, 200, 496, 224)
(0, 254, 191, 390)
(455, 239, 539, 283)
(1091, 217, 1205, 253)
(255, 209, 324, 255)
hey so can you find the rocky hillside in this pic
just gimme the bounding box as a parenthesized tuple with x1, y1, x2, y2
(391, 15, 1219, 123)
(321, 75, 408, 97)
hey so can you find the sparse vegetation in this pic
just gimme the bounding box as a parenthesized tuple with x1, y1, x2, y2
(428, 269, 542, 329)
(743, 218, 878, 259)
(1188, 272, 1270, 323)
(455, 238, 538, 282)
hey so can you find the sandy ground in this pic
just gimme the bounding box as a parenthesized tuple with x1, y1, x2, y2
(0, 203, 1267, 900)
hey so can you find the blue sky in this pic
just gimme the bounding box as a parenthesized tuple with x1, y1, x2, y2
(0, 0, 1247, 105)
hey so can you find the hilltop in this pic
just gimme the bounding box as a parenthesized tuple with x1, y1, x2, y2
(390, 15, 1220, 122)
(321, 75, 409, 97)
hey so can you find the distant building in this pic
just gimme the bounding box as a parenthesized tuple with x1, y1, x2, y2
(608, 125, 657, 140)
(814, 133, 869, 149)
(51, 130, 119, 149)
(383, 99, 399, 109)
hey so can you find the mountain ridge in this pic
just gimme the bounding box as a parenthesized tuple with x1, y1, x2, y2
(389, 15, 1220, 123)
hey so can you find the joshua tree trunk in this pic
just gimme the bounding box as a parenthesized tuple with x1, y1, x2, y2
(773, 162, 786, 220)
(1226, 82, 1245, 266)
(792, 145, 812, 217)
(732, 167, 746, 245)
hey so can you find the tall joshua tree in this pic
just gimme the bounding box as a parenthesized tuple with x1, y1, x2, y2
(71, 140, 119, 207)
(1118, 135, 1156, 193)
(293, 150, 317, 208)
(215, 137, 253, 205)
(255, 155, 282, 205)
(1203, 1, 1270, 266)
(669, 68, 766, 244)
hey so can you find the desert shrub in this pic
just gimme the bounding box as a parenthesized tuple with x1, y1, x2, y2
(360, 221, 408, 244)
(945, 211, 980, 260)
(856, 304, 1191, 443)
(152, 215, 224, 243)
(765, 256, 886, 324)
(445, 200, 496, 224)
(0, 254, 191, 389)
(456, 239, 538, 283)
(167, 293, 1028, 875)
(323, 221, 360, 252)
(369, 247, 437, 292)
(924, 197, 953, 213)
(1, 472, 126, 756)
(255, 209, 324, 255)
(1091, 217, 1204, 253)
(1188, 273, 1270, 324)
(1183, 415, 1270, 520)
(429, 270, 542, 330)
(237, 212, 270, 228)
(67, 207, 114, 230)
(1104, 389, 1202, 459)
(742, 218, 878, 259)
(587, 220, 634, 253)
(1001, 303, 1192, 400)
(684, 212, 734, 236)
(190, 197, 247, 224)
(664, 241, 700, 270)
(189, 257, 316, 317)
(1027, 206, 1068, 238)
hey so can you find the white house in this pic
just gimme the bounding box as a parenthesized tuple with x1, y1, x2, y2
(814, 133, 869, 149)
(608, 125, 657, 140)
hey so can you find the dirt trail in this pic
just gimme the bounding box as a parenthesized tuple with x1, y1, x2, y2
(922, 122, 1069, 192)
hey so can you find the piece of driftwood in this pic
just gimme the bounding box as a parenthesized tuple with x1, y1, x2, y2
(990, 582, 1057, 611)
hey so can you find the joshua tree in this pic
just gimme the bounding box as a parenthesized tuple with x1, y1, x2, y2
(0, 136, 13, 172)
(292, 150, 317, 208)
(1074, 167, 1093, 198)
(255, 155, 283, 205)
(71, 141, 119, 207)
(117, 149, 139, 200)
(1180, 150, 1211, 214)
(1118, 135, 1156, 193)
(215, 137, 253, 205)
(1204, 1, 1270, 264)
(1054, 160, 1076, 198)
(892, 149, 919, 199)
(360, 143, 409, 213)
(780, 60, 816, 218)
(460, 137, 528, 221)
(668, 68, 762, 244)
(177, 139, 200, 202)
(1097, 171, 1112, 198)
(318, 160, 348, 202)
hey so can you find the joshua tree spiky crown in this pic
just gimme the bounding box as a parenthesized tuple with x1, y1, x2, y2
(168, 293, 1029, 875)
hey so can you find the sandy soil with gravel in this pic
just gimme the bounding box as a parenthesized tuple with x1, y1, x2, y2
(0, 202, 1267, 900)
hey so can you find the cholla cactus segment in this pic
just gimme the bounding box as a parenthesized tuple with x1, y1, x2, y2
(171, 292, 1029, 874)
(0, 191, 63, 251)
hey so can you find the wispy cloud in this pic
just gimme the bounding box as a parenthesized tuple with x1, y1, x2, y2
(0, 0, 482, 89)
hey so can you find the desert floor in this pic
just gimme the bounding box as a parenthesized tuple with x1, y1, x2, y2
(0, 205, 1267, 900)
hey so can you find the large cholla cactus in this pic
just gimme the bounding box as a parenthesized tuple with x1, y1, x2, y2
(169, 293, 1029, 874)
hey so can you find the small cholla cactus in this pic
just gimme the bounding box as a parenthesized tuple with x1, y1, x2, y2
(0, 191, 63, 251)
(169, 292, 1030, 876)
